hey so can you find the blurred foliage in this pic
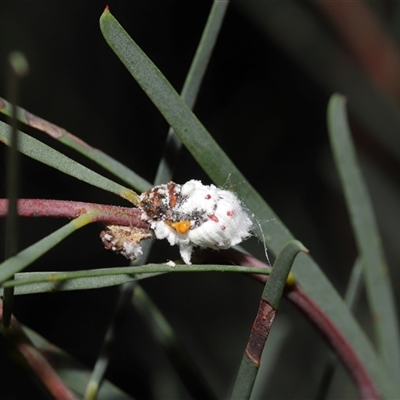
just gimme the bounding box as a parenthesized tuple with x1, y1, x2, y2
(1, 1, 400, 398)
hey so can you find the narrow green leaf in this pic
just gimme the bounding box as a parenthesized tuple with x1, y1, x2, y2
(3, 52, 29, 327)
(155, 0, 229, 184)
(90, 6, 230, 394)
(263, 240, 306, 308)
(0, 271, 141, 295)
(328, 94, 400, 383)
(344, 258, 364, 311)
(133, 285, 218, 399)
(315, 257, 365, 399)
(100, 10, 248, 195)
(179, 0, 229, 111)
(1, 264, 270, 294)
(24, 326, 134, 399)
(84, 282, 136, 400)
(0, 213, 93, 283)
(0, 95, 151, 193)
(0, 120, 139, 204)
(231, 356, 256, 400)
(232, 241, 305, 399)
(49, 132, 150, 194)
(100, 10, 398, 397)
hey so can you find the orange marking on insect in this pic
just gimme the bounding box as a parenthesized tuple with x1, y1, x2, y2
(171, 220, 191, 234)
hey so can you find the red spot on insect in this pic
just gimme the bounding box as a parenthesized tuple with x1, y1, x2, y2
(221, 225, 226, 230)
(227, 210, 234, 216)
(205, 194, 212, 199)
(209, 214, 219, 223)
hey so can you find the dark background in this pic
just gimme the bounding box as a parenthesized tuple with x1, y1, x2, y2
(0, 1, 399, 398)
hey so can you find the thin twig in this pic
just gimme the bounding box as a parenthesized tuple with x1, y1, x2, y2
(199, 248, 381, 400)
(3, 52, 29, 328)
(0, 301, 77, 400)
(0, 198, 148, 228)
(316, 1, 400, 99)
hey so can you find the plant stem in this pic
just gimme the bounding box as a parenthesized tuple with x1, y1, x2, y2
(0, 198, 148, 228)
(132, 284, 218, 400)
(0, 300, 77, 399)
(0, 95, 151, 193)
(286, 284, 381, 400)
(200, 248, 381, 400)
(231, 241, 306, 399)
(3, 52, 29, 328)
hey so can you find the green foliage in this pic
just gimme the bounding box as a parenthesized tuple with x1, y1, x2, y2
(328, 94, 400, 382)
(100, 9, 398, 397)
(0, 121, 139, 203)
(0, 2, 399, 399)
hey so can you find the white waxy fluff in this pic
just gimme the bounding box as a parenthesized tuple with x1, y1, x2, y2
(140, 180, 253, 264)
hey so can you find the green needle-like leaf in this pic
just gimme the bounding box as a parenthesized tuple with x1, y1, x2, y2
(262, 240, 306, 308)
(0, 264, 270, 294)
(0, 96, 151, 193)
(100, 10, 398, 397)
(100, 9, 247, 193)
(232, 241, 305, 399)
(0, 120, 139, 204)
(3, 52, 29, 327)
(0, 213, 93, 283)
(328, 93, 400, 383)
(23, 326, 134, 399)
(344, 258, 364, 311)
(0, 271, 143, 295)
(177, 0, 229, 112)
(154, 0, 229, 184)
(92, 6, 230, 395)
(133, 285, 218, 400)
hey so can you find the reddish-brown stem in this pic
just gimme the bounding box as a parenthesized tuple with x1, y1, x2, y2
(0, 198, 149, 228)
(0, 301, 77, 400)
(285, 284, 381, 400)
(0, 200, 382, 398)
(315, 1, 400, 100)
(198, 248, 381, 400)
